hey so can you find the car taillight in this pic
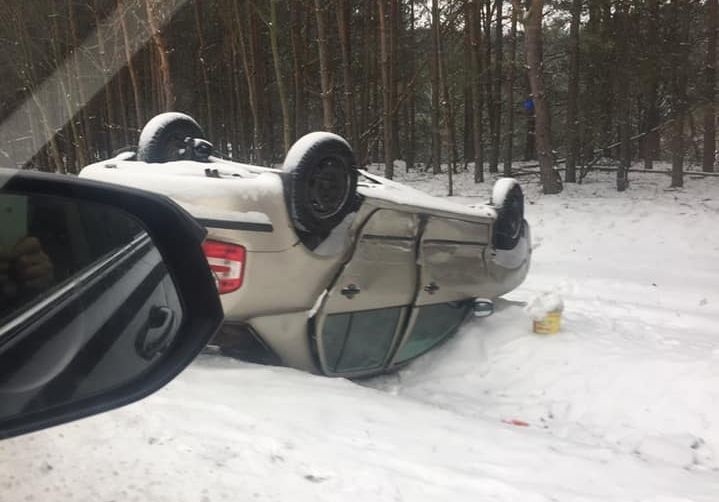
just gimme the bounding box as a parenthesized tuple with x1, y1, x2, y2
(202, 240, 246, 294)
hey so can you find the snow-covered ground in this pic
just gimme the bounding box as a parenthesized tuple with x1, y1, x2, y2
(2, 167, 719, 501)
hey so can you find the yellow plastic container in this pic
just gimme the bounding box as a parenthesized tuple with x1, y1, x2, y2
(533, 310, 562, 334)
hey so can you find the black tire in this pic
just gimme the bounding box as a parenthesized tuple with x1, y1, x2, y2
(282, 132, 359, 235)
(491, 179, 525, 250)
(137, 112, 206, 163)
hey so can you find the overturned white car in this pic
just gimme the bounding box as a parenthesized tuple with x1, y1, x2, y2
(80, 113, 530, 378)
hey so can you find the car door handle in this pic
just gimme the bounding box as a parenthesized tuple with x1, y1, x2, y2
(136, 306, 175, 360)
(424, 282, 440, 294)
(341, 284, 361, 299)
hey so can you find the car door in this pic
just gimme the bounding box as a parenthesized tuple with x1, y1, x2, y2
(389, 216, 489, 366)
(313, 209, 420, 376)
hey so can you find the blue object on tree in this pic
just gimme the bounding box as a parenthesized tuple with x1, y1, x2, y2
(523, 98, 535, 112)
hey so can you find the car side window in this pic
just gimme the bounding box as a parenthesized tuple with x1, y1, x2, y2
(394, 301, 472, 365)
(322, 307, 403, 373)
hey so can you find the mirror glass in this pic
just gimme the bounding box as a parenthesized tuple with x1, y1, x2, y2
(0, 192, 183, 424)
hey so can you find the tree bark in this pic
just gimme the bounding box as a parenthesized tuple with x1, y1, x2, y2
(406, 0, 417, 171)
(671, 0, 689, 188)
(118, 0, 144, 129)
(144, 0, 175, 111)
(703, 0, 718, 173)
(289, 0, 307, 139)
(521, 0, 561, 194)
(642, 0, 659, 169)
(438, 12, 457, 192)
(68, 0, 90, 161)
(470, 0, 485, 182)
(463, 7, 475, 168)
(430, 0, 442, 174)
(490, 0, 503, 173)
(314, 0, 335, 131)
(193, 0, 213, 138)
(523, 72, 536, 161)
(336, 0, 357, 148)
(233, 0, 263, 163)
(270, 0, 292, 154)
(49, 3, 84, 171)
(378, 0, 394, 179)
(503, 3, 517, 176)
(483, 0, 495, 172)
(565, 0, 581, 183)
(616, 3, 631, 192)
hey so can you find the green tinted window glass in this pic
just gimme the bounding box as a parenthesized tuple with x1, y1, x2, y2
(322, 313, 351, 371)
(322, 307, 402, 373)
(395, 302, 471, 364)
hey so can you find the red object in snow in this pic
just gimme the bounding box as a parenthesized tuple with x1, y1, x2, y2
(502, 418, 530, 427)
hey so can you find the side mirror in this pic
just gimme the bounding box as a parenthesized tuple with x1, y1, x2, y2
(473, 299, 494, 318)
(0, 168, 223, 439)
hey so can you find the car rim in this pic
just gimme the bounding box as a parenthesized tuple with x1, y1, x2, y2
(307, 157, 350, 220)
(162, 135, 189, 161)
(507, 197, 522, 238)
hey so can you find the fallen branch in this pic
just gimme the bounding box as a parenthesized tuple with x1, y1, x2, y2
(513, 165, 719, 178)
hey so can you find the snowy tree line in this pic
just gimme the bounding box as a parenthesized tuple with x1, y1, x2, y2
(0, 0, 715, 193)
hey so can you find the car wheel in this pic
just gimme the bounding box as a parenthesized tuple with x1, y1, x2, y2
(491, 178, 524, 250)
(137, 112, 206, 163)
(282, 132, 359, 235)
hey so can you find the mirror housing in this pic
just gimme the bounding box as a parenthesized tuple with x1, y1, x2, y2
(0, 168, 223, 439)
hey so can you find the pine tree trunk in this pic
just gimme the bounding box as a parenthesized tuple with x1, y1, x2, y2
(490, 0, 503, 173)
(616, 4, 631, 192)
(270, 0, 292, 154)
(118, 0, 143, 129)
(233, 0, 263, 163)
(390, 0, 401, 159)
(193, 0, 214, 138)
(336, 0, 357, 148)
(438, 18, 458, 189)
(522, 0, 561, 194)
(463, 3, 475, 167)
(358, 2, 373, 165)
(68, 0, 90, 162)
(671, 0, 689, 188)
(430, 0, 442, 174)
(523, 72, 536, 161)
(703, 0, 717, 173)
(565, 0, 581, 183)
(483, 0, 495, 172)
(315, 0, 335, 131)
(89, 0, 114, 156)
(407, 0, 417, 171)
(470, 0, 485, 182)
(49, 4, 84, 171)
(378, 0, 394, 179)
(290, 0, 307, 139)
(642, 0, 659, 169)
(503, 4, 517, 176)
(144, 0, 175, 111)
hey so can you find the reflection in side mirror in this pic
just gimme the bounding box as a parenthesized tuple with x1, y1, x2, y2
(0, 193, 182, 429)
(473, 299, 494, 318)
